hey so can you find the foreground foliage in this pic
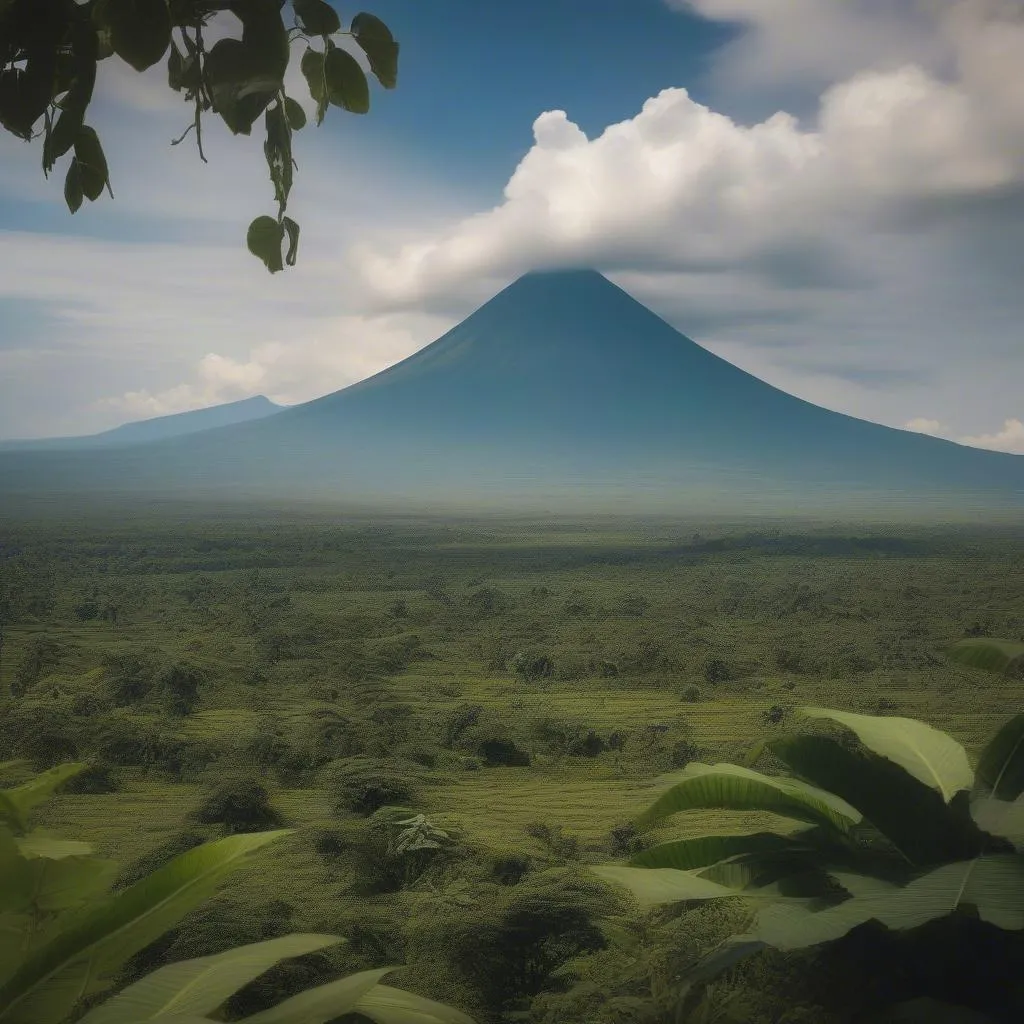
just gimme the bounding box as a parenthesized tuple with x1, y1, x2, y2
(0, 0, 398, 271)
(0, 760, 474, 1024)
(590, 637, 1024, 1020)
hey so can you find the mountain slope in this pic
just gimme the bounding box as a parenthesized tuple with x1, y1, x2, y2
(0, 270, 1019, 517)
(0, 395, 282, 450)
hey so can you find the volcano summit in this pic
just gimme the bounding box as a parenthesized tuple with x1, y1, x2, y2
(1, 269, 1021, 518)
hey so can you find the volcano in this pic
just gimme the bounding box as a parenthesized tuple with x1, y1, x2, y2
(0, 395, 282, 450)
(0, 269, 1021, 518)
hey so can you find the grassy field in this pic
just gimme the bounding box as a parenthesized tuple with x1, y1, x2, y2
(1, 506, 1022, 1023)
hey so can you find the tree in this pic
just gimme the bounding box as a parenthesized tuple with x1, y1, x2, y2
(0, 0, 399, 272)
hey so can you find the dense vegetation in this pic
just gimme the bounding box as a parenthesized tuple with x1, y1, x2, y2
(1, 506, 1022, 1022)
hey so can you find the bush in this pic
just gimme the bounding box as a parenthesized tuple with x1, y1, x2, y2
(10, 636, 63, 695)
(703, 657, 734, 684)
(154, 660, 206, 715)
(762, 704, 790, 726)
(312, 828, 351, 863)
(457, 712, 531, 766)
(524, 822, 580, 861)
(190, 776, 284, 833)
(479, 736, 531, 767)
(530, 716, 605, 758)
(0, 700, 81, 765)
(491, 852, 532, 885)
(670, 738, 702, 768)
(680, 684, 703, 703)
(607, 822, 646, 857)
(103, 649, 159, 705)
(404, 866, 617, 1020)
(63, 759, 120, 794)
(329, 759, 417, 816)
(440, 703, 484, 748)
(345, 805, 456, 894)
(509, 649, 554, 684)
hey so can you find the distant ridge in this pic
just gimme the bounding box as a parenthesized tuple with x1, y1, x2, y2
(0, 269, 1020, 520)
(0, 395, 282, 450)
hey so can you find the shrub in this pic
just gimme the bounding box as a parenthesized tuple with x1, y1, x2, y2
(607, 822, 646, 857)
(530, 716, 605, 758)
(1, 700, 81, 765)
(457, 711, 532, 767)
(509, 649, 554, 683)
(70, 689, 113, 716)
(670, 738, 702, 768)
(10, 636, 63, 695)
(762, 704, 790, 726)
(478, 736, 531, 766)
(346, 806, 456, 894)
(491, 852, 532, 885)
(681, 683, 703, 703)
(103, 649, 159, 705)
(703, 657, 734, 684)
(329, 759, 417, 816)
(190, 776, 284, 833)
(440, 703, 484, 748)
(63, 759, 120, 794)
(154, 660, 206, 715)
(524, 822, 580, 861)
(404, 866, 617, 1019)
(312, 828, 350, 863)
(607, 730, 628, 751)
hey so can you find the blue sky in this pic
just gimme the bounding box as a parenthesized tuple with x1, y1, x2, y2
(0, 0, 1022, 454)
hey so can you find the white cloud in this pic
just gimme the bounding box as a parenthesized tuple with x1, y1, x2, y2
(904, 417, 945, 434)
(959, 418, 1024, 453)
(666, 0, 945, 94)
(348, 0, 1023, 451)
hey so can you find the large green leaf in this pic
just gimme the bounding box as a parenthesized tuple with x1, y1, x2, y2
(971, 796, 1024, 849)
(283, 96, 306, 130)
(633, 762, 862, 835)
(975, 713, 1024, 800)
(589, 865, 753, 908)
(74, 126, 111, 201)
(945, 638, 1024, 676)
(96, 0, 172, 72)
(299, 48, 328, 125)
(240, 966, 399, 1023)
(628, 831, 817, 871)
(751, 854, 1024, 951)
(12, 839, 119, 916)
(797, 708, 973, 803)
(324, 45, 369, 114)
(353, 983, 478, 1024)
(0, 830, 290, 1024)
(0, 764, 87, 835)
(768, 734, 984, 865)
(77, 933, 344, 1022)
(247, 216, 284, 273)
(204, 38, 280, 136)
(236, 0, 291, 82)
(351, 13, 399, 89)
(293, 0, 341, 36)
